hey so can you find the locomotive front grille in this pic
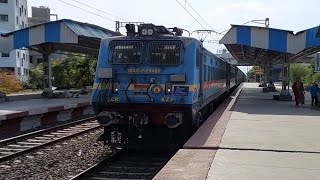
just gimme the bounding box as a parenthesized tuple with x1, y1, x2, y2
(110, 41, 143, 64)
(148, 41, 182, 65)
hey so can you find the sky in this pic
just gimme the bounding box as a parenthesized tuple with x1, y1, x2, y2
(27, 0, 320, 73)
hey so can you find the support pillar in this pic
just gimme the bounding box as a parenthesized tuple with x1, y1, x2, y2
(281, 54, 290, 95)
(274, 54, 292, 101)
(262, 65, 269, 87)
(259, 65, 268, 87)
(264, 65, 270, 84)
(42, 53, 53, 97)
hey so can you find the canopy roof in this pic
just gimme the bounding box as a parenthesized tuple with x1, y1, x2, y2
(219, 25, 320, 66)
(0, 19, 120, 55)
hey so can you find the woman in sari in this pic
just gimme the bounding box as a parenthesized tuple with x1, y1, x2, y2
(292, 77, 304, 107)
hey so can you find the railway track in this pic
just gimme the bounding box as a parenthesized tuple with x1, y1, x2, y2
(0, 117, 101, 164)
(71, 150, 174, 180)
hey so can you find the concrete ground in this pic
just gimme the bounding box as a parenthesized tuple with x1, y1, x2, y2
(207, 83, 320, 180)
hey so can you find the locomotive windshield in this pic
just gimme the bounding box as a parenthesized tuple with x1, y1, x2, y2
(110, 41, 143, 64)
(109, 41, 181, 65)
(148, 41, 182, 65)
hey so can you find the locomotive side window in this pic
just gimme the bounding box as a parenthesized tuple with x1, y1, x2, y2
(203, 65, 207, 81)
(148, 41, 181, 65)
(110, 41, 143, 64)
(196, 49, 200, 67)
(211, 66, 214, 80)
(208, 65, 210, 80)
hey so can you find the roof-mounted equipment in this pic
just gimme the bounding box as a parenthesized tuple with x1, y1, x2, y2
(138, 23, 157, 37)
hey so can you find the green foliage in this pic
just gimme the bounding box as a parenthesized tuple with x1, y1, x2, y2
(51, 55, 97, 89)
(312, 73, 320, 83)
(25, 54, 97, 90)
(288, 63, 320, 87)
(246, 66, 258, 82)
(24, 64, 44, 90)
(290, 64, 313, 85)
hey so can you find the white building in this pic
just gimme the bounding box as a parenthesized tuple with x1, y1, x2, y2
(28, 6, 65, 66)
(0, 0, 29, 82)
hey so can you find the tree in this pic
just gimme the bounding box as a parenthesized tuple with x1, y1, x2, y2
(312, 73, 320, 83)
(246, 66, 258, 82)
(24, 54, 97, 91)
(51, 54, 97, 89)
(289, 64, 313, 86)
(24, 64, 44, 90)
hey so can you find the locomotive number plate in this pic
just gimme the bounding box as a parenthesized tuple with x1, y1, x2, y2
(128, 68, 161, 74)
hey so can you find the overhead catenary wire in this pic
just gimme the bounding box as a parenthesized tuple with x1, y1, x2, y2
(184, 0, 223, 35)
(174, 0, 221, 43)
(68, 0, 129, 21)
(57, 0, 115, 22)
(174, 0, 207, 31)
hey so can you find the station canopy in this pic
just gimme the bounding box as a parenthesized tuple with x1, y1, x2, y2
(0, 19, 120, 55)
(219, 25, 320, 66)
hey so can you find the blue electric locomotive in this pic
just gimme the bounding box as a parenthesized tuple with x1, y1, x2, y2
(92, 24, 244, 148)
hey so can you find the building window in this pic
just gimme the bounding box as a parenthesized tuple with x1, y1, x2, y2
(17, 67, 20, 76)
(16, 16, 18, 24)
(0, 0, 8, 3)
(24, 8, 26, 16)
(19, 8, 22, 16)
(1, 53, 9, 57)
(17, 51, 20, 58)
(15, 0, 18, 5)
(0, 14, 8, 22)
(21, 6, 23, 12)
(22, 21, 24, 28)
(23, 54, 25, 60)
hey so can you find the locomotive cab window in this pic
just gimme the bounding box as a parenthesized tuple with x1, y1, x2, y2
(148, 41, 182, 65)
(110, 41, 143, 64)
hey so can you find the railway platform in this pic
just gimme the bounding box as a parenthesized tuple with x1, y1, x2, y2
(154, 83, 320, 180)
(0, 94, 93, 138)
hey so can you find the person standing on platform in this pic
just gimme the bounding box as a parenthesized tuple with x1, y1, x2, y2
(292, 77, 304, 107)
(309, 81, 319, 107)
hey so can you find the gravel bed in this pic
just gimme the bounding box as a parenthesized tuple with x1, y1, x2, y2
(0, 129, 112, 180)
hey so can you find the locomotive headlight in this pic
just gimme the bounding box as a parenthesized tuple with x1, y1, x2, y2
(147, 29, 154, 35)
(113, 82, 119, 93)
(138, 24, 157, 37)
(165, 83, 173, 95)
(141, 29, 148, 35)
